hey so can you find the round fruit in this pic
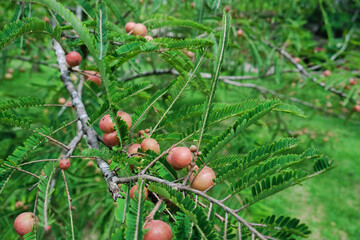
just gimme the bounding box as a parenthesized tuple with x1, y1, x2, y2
(87, 161, 94, 167)
(19, 67, 26, 73)
(14, 212, 38, 236)
(117, 111, 132, 129)
(353, 105, 360, 112)
(191, 2, 195, 8)
(58, 97, 66, 104)
(349, 78, 357, 85)
(15, 201, 24, 209)
(125, 22, 136, 33)
(103, 131, 120, 147)
(65, 51, 82, 67)
(189, 145, 197, 152)
(190, 166, 216, 191)
(167, 147, 192, 170)
(7, 68, 14, 74)
(87, 74, 101, 86)
(323, 70, 331, 77)
(141, 138, 160, 154)
(237, 29, 244, 37)
(99, 111, 132, 133)
(184, 50, 195, 59)
(4, 73, 13, 80)
(143, 220, 173, 240)
(59, 158, 71, 170)
(128, 143, 141, 155)
(144, 35, 154, 41)
(145, 129, 150, 133)
(294, 57, 301, 64)
(43, 16, 50, 23)
(99, 114, 114, 133)
(132, 23, 147, 36)
(225, 5, 231, 12)
(129, 185, 148, 200)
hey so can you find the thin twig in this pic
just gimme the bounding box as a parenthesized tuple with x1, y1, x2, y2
(61, 170, 75, 240)
(114, 174, 267, 240)
(4, 163, 40, 179)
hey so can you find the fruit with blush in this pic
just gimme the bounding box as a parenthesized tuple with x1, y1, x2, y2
(125, 22, 136, 33)
(129, 184, 148, 200)
(128, 143, 141, 155)
(103, 131, 120, 147)
(237, 29, 244, 37)
(143, 220, 173, 240)
(167, 147, 192, 170)
(132, 23, 148, 37)
(190, 166, 216, 191)
(353, 105, 360, 112)
(99, 111, 132, 133)
(59, 158, 71, 170)
(14, 212, 38, 236)
(141, 138, 160, 154)
(65, 51, 82, 67)
(323, 70, 331, 77)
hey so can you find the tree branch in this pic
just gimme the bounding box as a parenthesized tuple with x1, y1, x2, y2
(114, 174, 267, 240)
(52, 39, 121, 201)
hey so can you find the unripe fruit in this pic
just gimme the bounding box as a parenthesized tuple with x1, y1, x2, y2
(167, 147, 192, 170)
(323, 70, 331, 77)
(129, 185, 148, 200)
(132, 23, 147, 37)
(99, 111, 132, 132)
(4, 73, 13, 80)
(128, 143, 141, 155)
(103, 131, 120, 147)
(58, 97, 66, 104)
(189, 145, 197, 152)
(7, 68, 14, 74)
(59, 158, 71, 170)
(144, 35, 154, 41)
(141, 138, 160, 154)
(353, 105, 360, 112)
(14, 212, 38, 236)
(190, 166, 216, 191)
(293, 57, 301, 64)
(237, 29, 244, 37)
(65, 51, 82, 67)
(144, 220, 173, 240)
(349, 78, 357, 85)
(125, 21, 136, 33)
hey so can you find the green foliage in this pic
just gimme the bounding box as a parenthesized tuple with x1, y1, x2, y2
(148, 183, 221, 240)
(0, 17, 62, 50)
(0, 0, 346, 239)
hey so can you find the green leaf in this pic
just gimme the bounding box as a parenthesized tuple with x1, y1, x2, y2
(198, 10, 230, 148)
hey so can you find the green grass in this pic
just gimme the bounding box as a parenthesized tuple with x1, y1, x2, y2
(253, 115, 360, 239)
